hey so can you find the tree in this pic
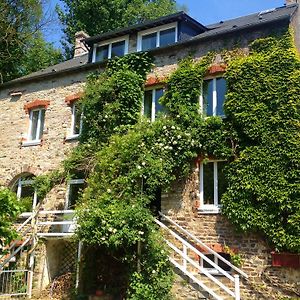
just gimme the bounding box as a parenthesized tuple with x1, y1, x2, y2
(0, 0, 62, 83)
(0, 188, 21, 247)
(21, 33, 63, 75)
(57, 0, 179, 57)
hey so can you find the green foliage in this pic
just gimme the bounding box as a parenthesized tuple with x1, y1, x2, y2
(72, 53, 232, 298)
(20, 33, 63, 76)
(223, 245, 243, 267)
(222, 31, 300, 253)
(0, 188, 22, 247)
(32, 30, 300, 298)
(80, 53, 153, 144)
(56, 0, 179, 57)
(0, 0, 62, 82)
(34, 170, 65, 200)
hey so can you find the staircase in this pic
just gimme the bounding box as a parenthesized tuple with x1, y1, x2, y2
(0, 209, 76, 299)
(155, 212, 248, 300)
(0, 209, 247, 299)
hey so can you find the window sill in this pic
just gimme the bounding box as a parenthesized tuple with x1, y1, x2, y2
(22, 140, 41, 147)
(65, 134, 80, 141)
(199, 269, 231, 276)
(198, 207, 221, 214)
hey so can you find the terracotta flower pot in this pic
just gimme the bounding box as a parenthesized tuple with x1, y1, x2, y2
(271, 252, 300, 268)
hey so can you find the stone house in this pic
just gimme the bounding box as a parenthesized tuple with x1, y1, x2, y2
(0, 1, 299, 299)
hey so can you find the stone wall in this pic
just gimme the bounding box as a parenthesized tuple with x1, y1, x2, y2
(0, 72, 88, 186)
(161, 167, 300, 299)
(0, 18, 297, 300)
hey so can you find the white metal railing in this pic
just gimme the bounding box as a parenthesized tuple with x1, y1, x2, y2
(156, 213, 247, 300)
(159, 212, 248, 278)
(37, 210, 76, 237)
(0, 270, 32, 298)
(0, 211, 36, 271)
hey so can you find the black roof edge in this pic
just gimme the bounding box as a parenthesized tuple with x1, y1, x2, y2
(0, 9, 294, 89)
(84, 11, 207, 45)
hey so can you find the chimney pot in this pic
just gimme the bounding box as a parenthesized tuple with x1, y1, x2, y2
(74, 31, 90, 58)
(286, 0, 298, 5)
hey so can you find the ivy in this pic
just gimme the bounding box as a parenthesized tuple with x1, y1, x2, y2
(32, 30, 300, 298)
(0, 188, 22, 247)
(222, 31, 300, 253)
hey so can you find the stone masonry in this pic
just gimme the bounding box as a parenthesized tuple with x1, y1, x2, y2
(0, 6, 300, 299)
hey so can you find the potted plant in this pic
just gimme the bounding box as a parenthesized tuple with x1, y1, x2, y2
(271, 252, 300, 268)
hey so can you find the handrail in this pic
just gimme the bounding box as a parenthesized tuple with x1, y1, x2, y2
(155, 219, 235, 282)
(170, 257, 223, 300)
(164, 237, 235, 297)
(16, 213, 34, 232)
(159, 211, 248, 278)
(0, 237, 31, 270)
(38, 210, 74, 215)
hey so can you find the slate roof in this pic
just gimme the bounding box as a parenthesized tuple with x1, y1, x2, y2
(1, 3, 297, 88)
(84, 11, 207, 45)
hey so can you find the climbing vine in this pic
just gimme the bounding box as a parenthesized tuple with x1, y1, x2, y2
(222, 31, 300, 253)
(33, 30, 300, 298)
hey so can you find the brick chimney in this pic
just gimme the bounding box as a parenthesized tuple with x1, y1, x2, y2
(74, 31, 90, 58)
(286, 0, 298, 5)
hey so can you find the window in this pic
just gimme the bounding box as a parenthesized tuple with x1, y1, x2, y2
(199, 161, 227, 211)
(137, 23, 177, 51)
(27, 108, 45, 143)
(67, 102, 82, 139)
(143, 87, 165, 122)
(201, 77, 226, 116)
(65, 179, 85, 209)
(14, 175, 38, 212)
(92, 36, 129, 62)
(200, 253, 231, 273)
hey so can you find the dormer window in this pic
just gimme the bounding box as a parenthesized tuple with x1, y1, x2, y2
(92, 36, 129, 62)
(137, 22, 178, 51)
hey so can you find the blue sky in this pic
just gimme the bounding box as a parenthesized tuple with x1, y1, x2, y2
(47, 0, 286, 47)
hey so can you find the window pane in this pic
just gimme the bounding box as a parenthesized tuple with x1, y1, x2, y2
(68, 183, 84, 208)
(143, 90, 152, 119)
(203, 79, 213, 116)
(160, 28, 176, 47)
(30, 110, 39, 140)
(155, 88, 165, 117)
(203, 254, 215, 269)
(142, 32, 157, 51)
(218, 253, 231, 271)
(203, 162, 214, 205)
(111, 40, 125, 58)
(95, 45, 109, 62)
(73, 104, 81, 135)
(20, 184, 35, 199)
(216, 78, 226, 116)
(217, 162, 227, 204)
(38, 109, 45, 140)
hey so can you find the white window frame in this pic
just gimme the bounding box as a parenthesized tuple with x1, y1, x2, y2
(142, 86, 164, 122)
(16, 177, 38, 214)
(64, 179, 85, 210)
(137, 22, 178, 51)
(66, 102, 83, 140)
(92, 35, 129, 63)
(200, 253, 231, 274)
(199, 160, 225, 213)
(199, 76, 226, 117)
(23, 108, 45, 146)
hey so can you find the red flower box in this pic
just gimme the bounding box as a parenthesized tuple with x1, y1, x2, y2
(271, 252, 300, 268)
